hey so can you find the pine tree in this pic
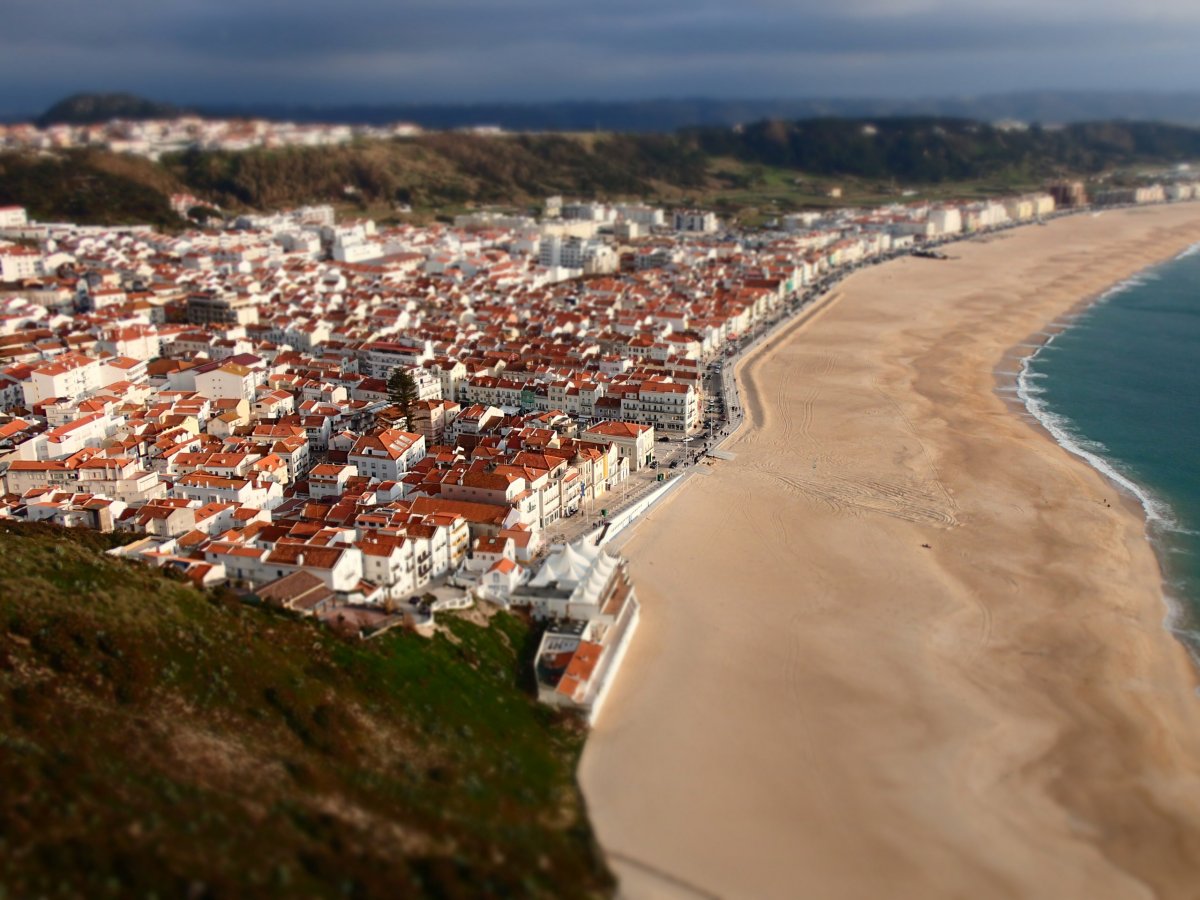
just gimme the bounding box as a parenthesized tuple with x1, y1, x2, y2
(387, 368, 419, 429)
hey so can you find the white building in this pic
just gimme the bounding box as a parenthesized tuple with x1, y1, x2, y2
(348, 428, 426, 481)
(928, 207, 962, 236)
(673, 210, 718, 233)
(0, 245, 44, 281)
(22, 354, 104, 405)
(0, 207, 28, 229)
(521, 541, 641, 724)
(619, 380, 698, 435)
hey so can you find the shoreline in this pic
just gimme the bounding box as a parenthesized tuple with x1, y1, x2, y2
(581, 204, 1200, 899)
(1004, 245, 1200, 669)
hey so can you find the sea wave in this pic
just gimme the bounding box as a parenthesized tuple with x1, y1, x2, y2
(1014, 256, 1198, 535)
(1018, 346, 1182, 534)
(1175, 241, 1200, 260)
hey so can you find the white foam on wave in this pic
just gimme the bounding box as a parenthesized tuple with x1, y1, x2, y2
(1011, 247, 1200, 668)
(1175, 241, 1200, 260)
(1018, 351, 1180, 531)
(1017, 343, 1200, 671)
(1017, 250, 1200, 534)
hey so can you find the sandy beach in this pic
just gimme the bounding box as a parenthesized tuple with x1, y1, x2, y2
(579, 205, 1200, 899)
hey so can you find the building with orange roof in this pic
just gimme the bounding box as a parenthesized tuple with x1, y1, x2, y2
(578, 419, 655, 472)
(527, 538, 640, 724)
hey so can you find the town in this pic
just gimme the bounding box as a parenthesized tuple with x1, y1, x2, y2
(0, 116, 425, 158)
(0, 175, 1194, 718)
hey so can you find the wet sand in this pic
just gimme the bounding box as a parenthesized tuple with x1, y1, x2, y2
(579, 205, 1200, 899)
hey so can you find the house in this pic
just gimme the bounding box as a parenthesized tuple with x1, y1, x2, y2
(348, 428, 426, 481)
(578, 420, 655, 471)
(256, 570, 337, 616)
(308, 463, 358, 499)
(355, 534, 418, 601)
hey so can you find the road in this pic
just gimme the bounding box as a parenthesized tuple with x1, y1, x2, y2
(539, 219, 1072, 553)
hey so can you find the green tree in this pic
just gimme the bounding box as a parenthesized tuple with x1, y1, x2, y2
(187, 204, 223, 223)
(387, 368, 419, 428)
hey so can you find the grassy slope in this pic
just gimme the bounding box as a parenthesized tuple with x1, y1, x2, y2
(0, 151, 183, 228)
(165, 132, 709, 215)
(0, 523, 612, 899)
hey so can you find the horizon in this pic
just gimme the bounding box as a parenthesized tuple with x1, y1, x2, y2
(4, 0, 1200, 117)
(16, 87, 1200, 131)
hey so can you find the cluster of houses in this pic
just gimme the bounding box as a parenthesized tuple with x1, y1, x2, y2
(0, 175, 1196, 715)
(0, 117, 422, 160)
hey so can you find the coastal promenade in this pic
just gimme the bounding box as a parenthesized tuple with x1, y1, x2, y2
(580, 204, 1200, 899)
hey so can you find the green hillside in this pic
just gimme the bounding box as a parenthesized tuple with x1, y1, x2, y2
(688, 117, 1200, 182)
(166, 132, 709, 211)
(0, 523, 613, 899)
(0, 151, 182, 227)
(4, 117, 1200, 227)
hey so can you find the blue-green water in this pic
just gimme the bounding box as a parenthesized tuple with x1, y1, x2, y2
(1020, 244, 1200, 643)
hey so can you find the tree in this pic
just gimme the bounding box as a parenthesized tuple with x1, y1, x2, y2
(387, 368, 419, 429)
(187, 204, 223, 224)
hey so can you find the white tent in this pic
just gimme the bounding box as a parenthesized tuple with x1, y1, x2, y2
(529, 540, 595, 589)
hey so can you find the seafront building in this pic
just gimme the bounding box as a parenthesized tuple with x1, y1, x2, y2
(519, 539, 641, 722)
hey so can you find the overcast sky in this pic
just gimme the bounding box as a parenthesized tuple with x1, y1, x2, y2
(3, 0, 1199, 114)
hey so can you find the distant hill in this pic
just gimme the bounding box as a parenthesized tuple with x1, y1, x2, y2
(37, 92, 189, 126)
(688, 117, 1200, 182)
(0, 523, 613, 897)
(195, 92, 1200, 131)
(34, 90, 1200, 132)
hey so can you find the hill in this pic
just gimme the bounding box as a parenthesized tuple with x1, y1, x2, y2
(161, 119, 1200, 212)
(0, 151, 183, 227)
(39, 90, 1200, 131)
(5, 117, 1200, 226)
(167, 132, 708, 211)
(689, 117, 1200, 183)
(0, 523, 613, 898)
(37, 93, 188, 126)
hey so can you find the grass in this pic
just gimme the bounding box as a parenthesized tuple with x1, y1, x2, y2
(693, 156, 1045, 223)
(0, 522, 613, 899)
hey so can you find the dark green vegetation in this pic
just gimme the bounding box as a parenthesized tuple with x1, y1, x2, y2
(0, 152, 182, 227)
(5, 117, 1200, 226)
(690, 117, 1200, 183)
(168, 132, 708, 211)
(0, 523, 612, 899)
(37, 93, 189, 127)
(388, 369, 420, 426)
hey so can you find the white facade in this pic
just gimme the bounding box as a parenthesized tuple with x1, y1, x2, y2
(0, 246, 44, 281)
(22, 355, 104, 405)
(673, 210, 718, 233)
(0, 207, 28, 228)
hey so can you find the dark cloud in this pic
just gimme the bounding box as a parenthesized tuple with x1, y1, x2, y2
(1, 0, 1198, 114)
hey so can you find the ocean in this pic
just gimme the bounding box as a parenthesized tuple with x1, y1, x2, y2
(1018, 243, 1200, 646)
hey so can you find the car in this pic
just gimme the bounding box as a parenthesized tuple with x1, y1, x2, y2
(657, 436, 671, 443)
